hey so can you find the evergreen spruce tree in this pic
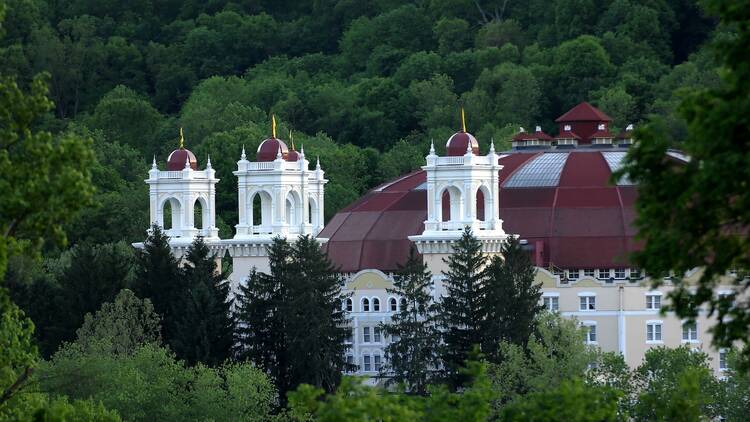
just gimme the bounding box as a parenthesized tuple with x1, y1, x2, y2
(381, 247, 440, 395)
(133, 225, 181, 342)
(481, 236, 543, 363)
(285, 235, 349, 395)
(235, 237, 291, 397)
(170, 236, 234, 366)
(438, 227, 488, 389)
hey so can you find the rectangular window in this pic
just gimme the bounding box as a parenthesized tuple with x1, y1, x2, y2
(647, 322, 662, 342)
(345, 330, 353, 344)
(579, 295, 596, 311)
(584, 269, 595, 278)
(374, 355, 382, 372)
(597, 269, 611, 279)
(646, 294, 661, 310)
(614, 268, 626, 279)
(630, 268, 642, 279)
(374, 327, 382, 343)
(585, 325, 597, 344)
(363, 327, 371, 343)
(346, 355, 355, 372)
(363, 355, 371, 372)
(543, 296, 559, 312)
(682, 322, 698, 342)
(567, 269, 579, 280)
(720, 349, 728, 371)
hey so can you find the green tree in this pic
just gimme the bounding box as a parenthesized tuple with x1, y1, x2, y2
(499, 379, 621, 422)
(438, 227, 487, 388)
(381, 247, 440, 394)
(630, 346, 720, 421)
(717, 349, 750, 422)
(132, 225, 182, 345)
(74, 289, 161, 355)
(0, 288, 37, 416)
(235, 238, 291, 395)
(86, 85, 164, 155)
(285, 235, 350, 394)
(49, 242, 134, 351)
(618, 0, 750, 367)
(481, 236, 543, 363)
(287, 359, 492, 422)
(41, 343, 275, 422)
(170, 237, 234, 366)
(0, 74, 94, 277)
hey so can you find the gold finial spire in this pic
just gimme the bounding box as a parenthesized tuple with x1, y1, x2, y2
(272, 114, 277, 139)
(289, 129, 295, 150)
(179, 127, 185, 149)
(461, 107, 467, 133)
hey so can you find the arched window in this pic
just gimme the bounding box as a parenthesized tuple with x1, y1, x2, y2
(362, 298, 370, 312)
(346, 298, 352, 312)
(400, 298, 407, 311)
(440, 186, 462, 223)
(389, 297, 397, 312)
(441, 190, 451, 222)
(163, 200, 173, 229)
(250, 191, 272, 232)
(194, 197, 209, 233)
(372, 298, 380, 312)
(476, 188, 485, 222)
(161, 197, 182, 233)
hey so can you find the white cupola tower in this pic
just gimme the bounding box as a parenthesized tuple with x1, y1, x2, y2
(227, 118, 327, 277)
(146, 129, 220, 242)
(409, 110, 508, 275)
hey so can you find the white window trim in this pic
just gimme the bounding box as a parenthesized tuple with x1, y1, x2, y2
(578, 292, 596, 311)
(646, 320, 664, 344)
(372, 297, 381, 312)
(387, 296, 398, 312)
(645, 291, 663, 310)
(361, 297, 370, 312)
(681, 320, 699, 344)
(581, 320, 598, 345)
(542, 292, 560, 297)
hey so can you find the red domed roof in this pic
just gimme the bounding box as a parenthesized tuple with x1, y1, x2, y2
(257, 138, 289, 162)
(446, 131, 479, 156)
(167, 148, 198, 170)
(318, 149, 684, 273)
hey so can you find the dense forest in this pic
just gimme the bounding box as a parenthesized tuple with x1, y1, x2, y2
(0, 0, 720, 246)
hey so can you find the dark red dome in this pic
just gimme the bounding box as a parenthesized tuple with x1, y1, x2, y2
(166, 148, 198, 170)
(286, 148, 300, 162)
(446, 131, 479, 156)
(318, 149, 688, 273)
(257, 138, 289, 162)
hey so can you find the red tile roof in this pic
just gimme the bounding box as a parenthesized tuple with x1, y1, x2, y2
(318, 150, 640, 272)
(555, 102, 613, 122)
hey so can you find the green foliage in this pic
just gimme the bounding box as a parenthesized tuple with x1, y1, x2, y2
(438, 227, 487, 388)
(132, 225, 181, 346)
(41, 343, 275, 422)
(236, 236, 349, 403)
(629, 346, 720, 421)
(74, 289, 161, 356)
(481, 236, 543, 362)
(0, 287, 37, 416)
(170, 236, 234, 366)
(499, 379, 621, 422)
(618, 0, 750, 367)
(717, 349, 750, 422)
(0, 74, 95, 278)
(287, 358, 492, 422)
(381, 247, 440, 394)
(488, 312, 598, 404)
